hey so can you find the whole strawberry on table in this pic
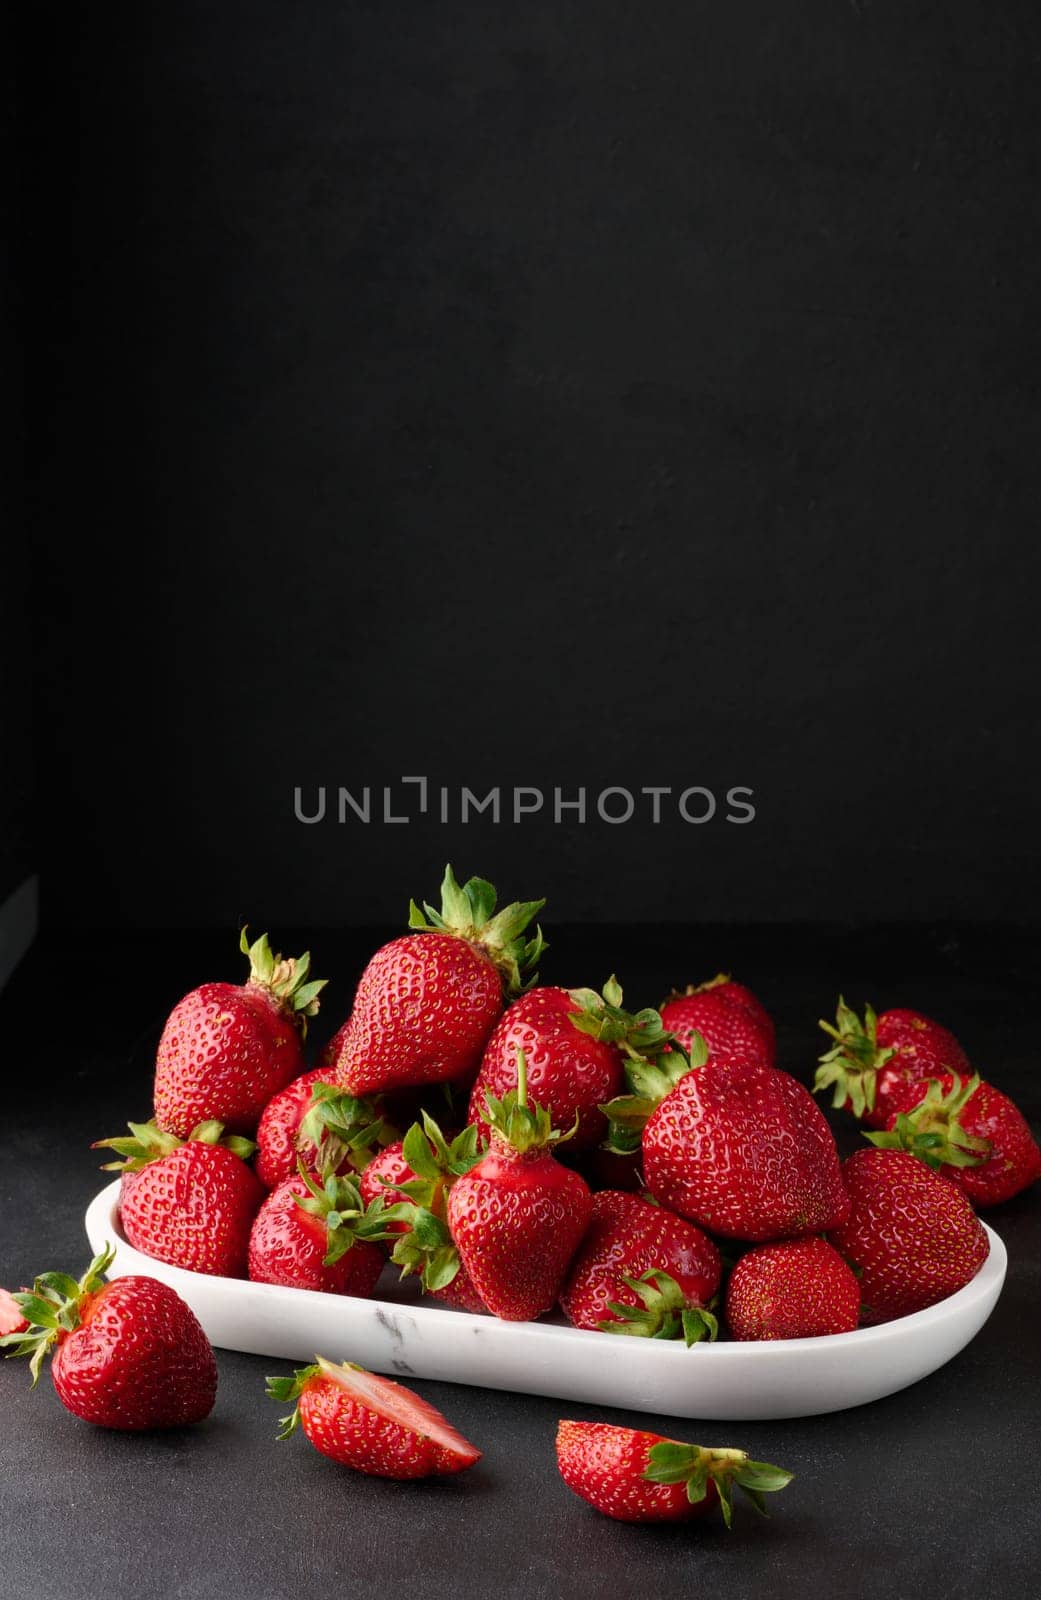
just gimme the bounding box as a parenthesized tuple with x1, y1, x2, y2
(1, 1246, 218, 1430)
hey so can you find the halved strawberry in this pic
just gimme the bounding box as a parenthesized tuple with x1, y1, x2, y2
(556, 1421, 792, 1525)
(266, 1356, 481, 1478)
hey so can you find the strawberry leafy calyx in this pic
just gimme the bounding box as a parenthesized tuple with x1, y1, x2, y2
(642, 1442, 793, 1528)
(864, 1073, 991, 1170)
(93, 1118, 256, 1171)
(407, 864, 546, 995)
(814, 997, 896, 1118)
(267, 1356, 374, 1439)
(297, 1083, 397, 1179)
(291, 1165, 413, 1267)
(240, 927, 327, 1035)
(378, 1115, 486, 1294)
(599, 1034, 709, 1154)
(266, 1359, 339, 1438)
(567, 976, 674, 1065)
(484, 1049, 577, 1155)
(0, 1244, 116, 1386)
(599, 1269, 719, 1347)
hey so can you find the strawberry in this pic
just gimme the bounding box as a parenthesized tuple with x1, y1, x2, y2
(0, 1287, 29, 1336)
(359, 1115, 487, 1310)
(248, 1170, 401, 1294)
(96, 1119, 264, 1278)
(154, 929, 327, 1138)
(447, 1051, 592, 1319)
(725, 1237, 860, 1340)
(607, 1050, 849, 1240)
(334, 866, 545, 1096)
(255, 1072, 394, 1189)
(559, 1189, 720, 1343)
(827, 1147, 988, 1322)
(468, 977, 671, 1153)
(267, 1356, 481, 1478)
(816, 999, 970, 1129)
(1, 1246, 217, 1429)
(660, 974, 775, 1066)
(866, 1072, 1041, 1209)
(555, 1421, 792, 1526)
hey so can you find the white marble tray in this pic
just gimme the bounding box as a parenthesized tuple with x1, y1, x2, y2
(85, 1179, 1006, 1421)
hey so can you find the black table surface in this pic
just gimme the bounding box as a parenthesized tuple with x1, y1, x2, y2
(2, 924, 1039, 1600)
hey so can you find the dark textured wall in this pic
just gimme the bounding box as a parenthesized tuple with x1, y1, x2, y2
(2, 33, 33, 906)
(26, 2, 1041, 930)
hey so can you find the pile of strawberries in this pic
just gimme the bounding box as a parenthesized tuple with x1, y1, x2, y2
(3, 866, 1038, 1526)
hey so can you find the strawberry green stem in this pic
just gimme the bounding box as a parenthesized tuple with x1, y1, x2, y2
(516, 1047, 529, 1111)
(865, 1073, 992, 1169)
(240, 927, 327, 1034)
(93, 1119, 255, 1172)
(482, 1049, 576, 1154)
(407, 865, 546, 994)
(642, 1442, 793, 1528)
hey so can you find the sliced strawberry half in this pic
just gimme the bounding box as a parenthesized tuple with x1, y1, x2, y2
(267, 1356, 481, 1478)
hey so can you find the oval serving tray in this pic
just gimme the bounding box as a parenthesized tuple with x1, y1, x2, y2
(85, 1179, 1006, 1421)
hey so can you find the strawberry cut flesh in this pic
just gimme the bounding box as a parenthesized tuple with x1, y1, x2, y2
(0, 1287, 29, 1336)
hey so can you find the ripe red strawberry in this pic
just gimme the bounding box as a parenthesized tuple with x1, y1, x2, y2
(560, 1189, 720, 1342)
(828, 1147, 988, 1322)
(555, 1421, 792, 1526)
(0, 1287, 29, 1335)
(96, 1119, 264, 1278)
(816, 999, 970, 1129)
(867, 1072, 1041, 1209)
(660, 974, 775, 1066)
(608, 1054, 848, 1240)
(248, 1171, 398, 1294)
(468, 978, 671, 1152)
(334, 867, 545, 1096)
(1, 1246, 217, 1429)
(254, 1071, 393, 1189)
(359, 1116, 487, 1311)
(154, 930, 327, 1138)
(725, 1237, 860, 1340)
(447, 1051, 592, 1319)
(267, 1356, 481, 1478)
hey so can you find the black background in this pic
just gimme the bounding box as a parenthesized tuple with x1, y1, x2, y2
(15, 1, 1041, 932)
